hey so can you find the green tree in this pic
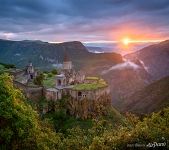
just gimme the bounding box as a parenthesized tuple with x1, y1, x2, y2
(51, 69, 58, 75)
(0, 62, 16, 69)
(0, 73, 61, 150)
(0, 64, 5, 74)
(34, 73, 44, 86)
(47, 72, 53, 78)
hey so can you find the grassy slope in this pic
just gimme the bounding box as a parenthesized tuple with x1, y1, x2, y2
(43, 74, 56, 88)
(73, 78, 107, 90)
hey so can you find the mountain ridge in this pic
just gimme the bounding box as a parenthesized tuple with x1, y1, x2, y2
(0, 39, 123, 70)
(123, 75, 169, 114)
(124, 39, 169, 80)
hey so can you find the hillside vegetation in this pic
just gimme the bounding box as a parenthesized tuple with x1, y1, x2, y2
(0, 73, 169, 149)
(0, 73, 61, 149)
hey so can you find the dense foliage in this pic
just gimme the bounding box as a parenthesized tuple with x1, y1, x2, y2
(51, 69, 58, 75)
(0, 62, 16, 69)
(0, 73, 61, 150)
(0, 73, 169, 149)
(0, 64, 5, 74)
(33, 73, 44, 86)
(0, 63, 15, 74)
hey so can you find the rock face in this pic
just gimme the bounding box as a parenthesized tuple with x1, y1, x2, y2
(67, 93, 111, 119)
(125, 40, 169, 80)
(123, 76, 169, 114)
(102, 67, 151, 110)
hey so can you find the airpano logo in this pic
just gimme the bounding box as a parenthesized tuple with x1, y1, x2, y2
(127, 137, 168, 149)
(146, 142, 166, 148)
(127, 142, 167, 148)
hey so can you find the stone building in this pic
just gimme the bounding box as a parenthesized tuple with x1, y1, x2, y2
(45, 53, 110, 104)
(13, 53, 111, 119)
(25, 62, 37, 80)
(63, 52, 72, 70)
(13, 62, 38, 84)
(69, 86, 110, 101)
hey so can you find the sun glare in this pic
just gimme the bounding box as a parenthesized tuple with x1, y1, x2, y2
(122, 37, 131, 45)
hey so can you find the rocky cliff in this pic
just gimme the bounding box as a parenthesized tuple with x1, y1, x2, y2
(125, 40, 169, 80)
(67, 93, 111, 119)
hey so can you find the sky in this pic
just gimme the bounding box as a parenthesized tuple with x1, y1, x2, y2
(0, 0, 169, 43)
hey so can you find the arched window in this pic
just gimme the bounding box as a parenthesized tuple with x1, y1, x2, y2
(58, 79, 61, 86)
(78, 91, 82, 97)
(30, 74, 33, 79)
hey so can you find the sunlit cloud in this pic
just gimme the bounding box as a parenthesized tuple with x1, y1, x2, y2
(0, 0, 169, 42)
(0, 32, 17, 40)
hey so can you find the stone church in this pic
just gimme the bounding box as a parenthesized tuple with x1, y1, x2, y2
(44, 53, 111, 118)
(25, 62, 38, 80)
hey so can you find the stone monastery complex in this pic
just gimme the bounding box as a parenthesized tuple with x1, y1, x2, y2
(12, 53, 111, 118)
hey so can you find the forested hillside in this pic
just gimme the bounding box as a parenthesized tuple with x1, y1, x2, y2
(0, 73, 169, 149)
(0, 39, 123, 70)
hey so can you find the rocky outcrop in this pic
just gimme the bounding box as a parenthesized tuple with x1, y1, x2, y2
(125, 40, 169, 80)
(67, 93, 111, 119)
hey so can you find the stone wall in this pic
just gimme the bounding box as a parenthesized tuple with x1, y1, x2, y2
(44, 88, 62, 101)
(14, 80, 111, 119)
(68, 86, 110, 100)
(67, 93, 111, 119)
(10, 69, 25, 77)
(14, 81, 43, 101)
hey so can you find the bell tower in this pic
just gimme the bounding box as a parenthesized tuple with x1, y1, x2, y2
(26, 61, 36, 80)
(63, 51, 72, 70)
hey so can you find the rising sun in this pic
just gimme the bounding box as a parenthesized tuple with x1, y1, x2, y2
(122, 37, 131, 45)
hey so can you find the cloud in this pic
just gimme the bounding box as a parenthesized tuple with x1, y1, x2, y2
(102, 60, 140, 75)
(0, 0, 169, 41)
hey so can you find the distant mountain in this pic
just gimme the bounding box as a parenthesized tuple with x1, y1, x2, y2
(86, 46, 112, 53)
(0, 39, 153, 109)
(125, 40, 169, 80)
(123, 76, 169, 114)
(0, 39, 123, 70)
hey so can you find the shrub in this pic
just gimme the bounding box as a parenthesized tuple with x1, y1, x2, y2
(51, 69, 58, 75)
(34, 73, 44, 86)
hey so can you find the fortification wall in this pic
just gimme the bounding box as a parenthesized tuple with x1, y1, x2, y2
(66, 86, 111, 119)
(44, 88, 63, 101)
(10, 70, 25, 77)
(67, 92, 111, 119)
(14, 81, 43, 101)
(68, 86, 110, 100)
